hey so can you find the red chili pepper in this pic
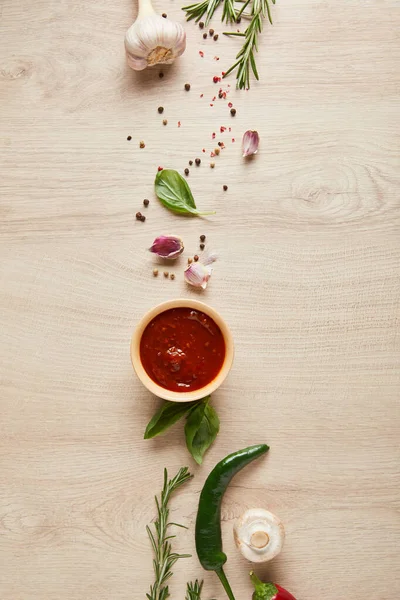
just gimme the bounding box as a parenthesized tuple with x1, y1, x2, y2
(251, 572, 297, 600)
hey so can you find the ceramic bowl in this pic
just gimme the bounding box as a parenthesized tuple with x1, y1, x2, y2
(130, 299, 234, 402)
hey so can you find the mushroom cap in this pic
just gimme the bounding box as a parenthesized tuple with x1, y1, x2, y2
(233, 508, 285, 563)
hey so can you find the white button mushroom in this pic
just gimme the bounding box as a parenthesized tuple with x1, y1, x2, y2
(233, 508, 285, 563)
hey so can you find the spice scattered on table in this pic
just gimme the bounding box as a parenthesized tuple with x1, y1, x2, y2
(210, 162, 215, 168)
(188, 257, 193, 264)
(200, 243, 205, 251)
(214, 34, 219, 41)
(184, 83, 191, 91)
(184, 168, 189, 176)
(209, 28, 214, 36)
(153, 268, 159, 277)
(230, 108, 236, 116)
(194, 254, 199, 262)
(170, 273, 175, 280)
(143, 198, 150, 207)
(127, 135, 132, 141)
(164, 271, 169, 278)
(140, 140, 145, 148)
(159, 71, 164, 78)
(162, 119, 168, 125)
(158, 106, 164, 114)
(223, 185, 228, 191)
(162, 12, 167, 17)
(200, 234, 206, 242)
(178, 121, 181, 127)
(199, 50, 204, 57)
(195, 158, 201, 166)
(215, 147, 220, 155)
(189, 160, 193, 166)
(203, 32, 208, 39)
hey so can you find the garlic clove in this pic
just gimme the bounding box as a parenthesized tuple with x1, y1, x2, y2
(233, 508, 285, 563)
(242, 130, 260, 157)
(184, 262, 213, 289)
(125, 13, 186, 71)
(149, 235, 184, 259)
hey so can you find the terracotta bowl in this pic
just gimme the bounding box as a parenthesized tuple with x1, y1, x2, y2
(130, 299, 234, 402)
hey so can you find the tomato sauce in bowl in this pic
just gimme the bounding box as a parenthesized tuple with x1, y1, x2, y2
(139, 307, 226, 393)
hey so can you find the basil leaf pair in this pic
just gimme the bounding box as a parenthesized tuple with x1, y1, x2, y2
(155, 169, 215, 217)
(144, 396, 220, 465)
(184, 398, 220, 465)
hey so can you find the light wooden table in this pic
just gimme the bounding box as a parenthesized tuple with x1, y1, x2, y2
(1, 1, 399, 599)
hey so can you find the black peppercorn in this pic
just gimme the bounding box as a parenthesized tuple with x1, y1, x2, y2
(236, 16, 241, 23)
(127, 135, 132, 141)
(143, 199, 149, 207)
(209, 28, 214, 36)
(189, 160, 193, 166)
(200, 234, 206, 242)
(184, 168, 189, 176)
(223, 185, 228, 191)
(213, 34, 219, 41)
(140, 215, 146, 222)
(218, 141, 223, 147)
(184, 83, 191, 91)
(218, 92, 223, 99)
(230, 108, 236, 116)
(136, 212, 142, 220)
(199, 21, 205, 29)
(203, 32, 207, 39)
(194, 255, 199, 262)
(195, 158, 201, 166)
(162, 12, 167, 17)
(158, 106, 164, 114)
(200, 243, 205, 250)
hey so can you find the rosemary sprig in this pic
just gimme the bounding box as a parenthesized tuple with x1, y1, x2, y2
(224, 0, 276, 89)
(146, 467, 193, 600)
(186, 580, 204, 600)
(182, 0, 223, 26)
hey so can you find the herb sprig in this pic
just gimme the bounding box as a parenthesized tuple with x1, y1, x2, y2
(182, 0, 277, 88)
(146, 467, 193, 600)
(224, 0, 276, 89)
(186, 580, 204, 600)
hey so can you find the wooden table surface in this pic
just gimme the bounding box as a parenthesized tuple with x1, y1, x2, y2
(1, 1, 399, 599)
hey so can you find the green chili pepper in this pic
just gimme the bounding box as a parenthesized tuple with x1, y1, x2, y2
(195, 444, 270, 600)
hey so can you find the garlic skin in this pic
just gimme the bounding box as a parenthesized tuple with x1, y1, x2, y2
(184, 262, 212, 290)
(150, 235, 184, 259)
(242, 130, 260, 157)
(233, 508, 285, 563)
(125, 0, 186, 71)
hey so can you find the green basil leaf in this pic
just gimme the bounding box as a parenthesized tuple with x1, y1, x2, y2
(184, 397, 220, 465)
(155, 169, 215, 216)
(144, 400, 199, 439)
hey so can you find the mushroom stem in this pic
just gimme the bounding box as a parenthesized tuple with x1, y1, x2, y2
(250, 531, 270, 549)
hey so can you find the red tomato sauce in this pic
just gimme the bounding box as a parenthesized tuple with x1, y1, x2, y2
(140, 307, 226, 392)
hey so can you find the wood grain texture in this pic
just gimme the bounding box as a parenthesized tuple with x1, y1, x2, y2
(0, 0, 399, 599)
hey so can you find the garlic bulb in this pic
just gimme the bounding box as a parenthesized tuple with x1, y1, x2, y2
(233, 508, 285, 563)
(125, 0, 186, 71)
